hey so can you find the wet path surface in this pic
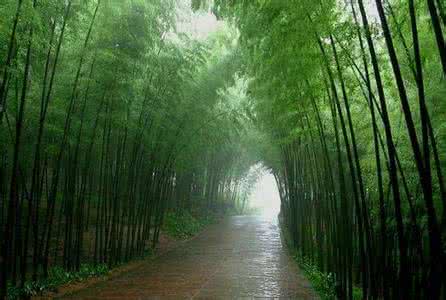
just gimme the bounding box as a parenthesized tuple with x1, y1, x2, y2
(62, 216, 318, 299)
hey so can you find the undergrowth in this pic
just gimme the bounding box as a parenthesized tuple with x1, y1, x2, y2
(292, 254, 337, 299)
(163, 210, 218, 239)
(7, 210, 212, 299)
(292, 254, 362, 300)
(279, 218, 362, 300)
(7, 264, 109, 299)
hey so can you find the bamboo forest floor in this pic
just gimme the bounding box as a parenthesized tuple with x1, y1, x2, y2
(56, 215, 318, 299)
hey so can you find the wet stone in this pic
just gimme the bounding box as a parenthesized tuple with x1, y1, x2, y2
(61, 216, 319, 299)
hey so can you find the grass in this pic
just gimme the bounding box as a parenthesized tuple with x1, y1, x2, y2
(292, 254, 362, 300)
(292, 253, 337, 299)
(279, 219, 336, 299)
(162, 210, 218, 239)
(280, 220, 362, 300)
(7, 209, 215, 299)
(7, 264, 109, 299)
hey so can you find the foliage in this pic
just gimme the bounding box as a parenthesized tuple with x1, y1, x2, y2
(7, 264, 109, 299)
(1, 0, 446, 298)
(294, 253, 365, 300)
(213, 0, 446, 298)
(293, 254, 337, 300)
(281, 221, 337, 299)
(163, 211, 218, 239)
(0, 1, 255, 297)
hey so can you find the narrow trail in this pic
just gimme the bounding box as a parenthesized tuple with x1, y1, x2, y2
(61, 216, 318, 299)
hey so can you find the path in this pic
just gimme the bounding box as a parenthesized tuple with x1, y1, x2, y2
(61, 216, 318, 299)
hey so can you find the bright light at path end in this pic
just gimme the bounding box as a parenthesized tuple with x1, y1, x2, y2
(249, 172, 281, 219)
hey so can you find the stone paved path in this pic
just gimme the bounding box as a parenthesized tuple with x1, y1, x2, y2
(61, 216, 318, 299)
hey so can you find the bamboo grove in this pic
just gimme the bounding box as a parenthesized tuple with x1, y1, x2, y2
(206, 0, 446, 298)
(2, 0, 446, 299)
(0, 1, 258, 297)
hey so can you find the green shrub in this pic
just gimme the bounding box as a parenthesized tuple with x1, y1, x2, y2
(293, 254, 363, 300)
(163, 211, 217, 239)
(281, 223, 362, 300)
(294, 254, 337, 300)
(7, 264, 109, 299)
